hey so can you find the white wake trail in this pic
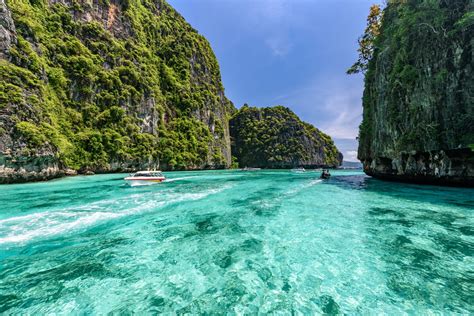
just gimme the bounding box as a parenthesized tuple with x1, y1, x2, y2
(0, 183, 233, 246)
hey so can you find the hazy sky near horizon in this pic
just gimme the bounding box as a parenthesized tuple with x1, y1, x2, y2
(168, 0, 380, 161)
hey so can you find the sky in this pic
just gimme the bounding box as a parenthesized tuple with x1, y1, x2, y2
(168, 0, 380, 162)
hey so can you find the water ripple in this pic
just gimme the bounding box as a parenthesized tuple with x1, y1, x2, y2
(0, 170, 472, 314)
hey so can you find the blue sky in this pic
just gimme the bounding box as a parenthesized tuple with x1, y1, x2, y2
(168, 0, 380, 161)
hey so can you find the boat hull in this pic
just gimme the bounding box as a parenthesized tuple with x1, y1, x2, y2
(291, 169, 305, 173)
(125, 177, 165, 186)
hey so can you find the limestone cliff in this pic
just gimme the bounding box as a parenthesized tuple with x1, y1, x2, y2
(358, 1, 474, 186)
(0, 0, 16, 58)
(230, 105, 342, 168)
(0, 0, 234, 183)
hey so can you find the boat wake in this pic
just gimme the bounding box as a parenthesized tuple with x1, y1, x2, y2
(0, 210, 122, 244)
(0, 184, 233, 246)
(285, 179, 323, 195)
(163, 176, 199, 183)
(129, 181, 160, 187)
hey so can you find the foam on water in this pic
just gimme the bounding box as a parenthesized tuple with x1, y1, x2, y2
(0, 211, 122, 244)
(0, 170, 473, 314)
(0, 181, 233, 245)
(163, 176, 197, 182)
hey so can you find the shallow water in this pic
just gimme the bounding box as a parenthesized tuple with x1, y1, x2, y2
(0, 170, 473, 314)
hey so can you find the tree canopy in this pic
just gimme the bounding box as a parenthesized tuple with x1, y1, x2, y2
(347, 4, 383, 75)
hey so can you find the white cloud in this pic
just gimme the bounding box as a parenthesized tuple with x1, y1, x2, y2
(345, 150, 358, 162)
(271, 75, 363, 140)
(249, 0, 291, 21)
(319, 90, 362, 139)
(265, 36, 292, 56)
(245, 0, 294, 56)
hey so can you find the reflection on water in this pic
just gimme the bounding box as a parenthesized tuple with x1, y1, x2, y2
(0, 170, 473, 313)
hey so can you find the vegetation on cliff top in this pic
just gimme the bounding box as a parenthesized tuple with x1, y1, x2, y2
(1, 0, 233, 171)
(230, 105, 341, 168)
(346, 4, 382, 75)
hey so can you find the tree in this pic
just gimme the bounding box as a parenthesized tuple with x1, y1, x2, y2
(347, 4, 383, 74)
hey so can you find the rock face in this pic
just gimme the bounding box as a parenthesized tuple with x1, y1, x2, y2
(0, 0, 16, 59)
(230, 105, 342, 168)
(0, 0, 233, 183)
(0, 153, 63, 183)
(358, 1, 474, 186)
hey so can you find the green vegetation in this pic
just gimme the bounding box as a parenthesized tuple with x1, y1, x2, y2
(347, 4, 382, 74)
(230, 105, 341, 168)
(356, 1, 474, 158)
(15, 121, 47, 147)
(1, 0, 233, 171)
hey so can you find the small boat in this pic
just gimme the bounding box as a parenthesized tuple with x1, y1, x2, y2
(124, 170, 166, 186)
(320, 169, 331, 179)
(242, 167, 261, 171)
(291, 167, 306, 173)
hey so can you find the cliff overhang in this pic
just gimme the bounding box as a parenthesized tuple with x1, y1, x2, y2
(362, 148, 474, 187)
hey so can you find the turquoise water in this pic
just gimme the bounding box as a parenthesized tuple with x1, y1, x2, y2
(1, 170, 473, 314)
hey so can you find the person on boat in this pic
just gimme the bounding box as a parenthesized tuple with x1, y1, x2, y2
(320, 169, 331, 179)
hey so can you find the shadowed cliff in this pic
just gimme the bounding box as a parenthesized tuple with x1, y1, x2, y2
(358, 1, 474, 186)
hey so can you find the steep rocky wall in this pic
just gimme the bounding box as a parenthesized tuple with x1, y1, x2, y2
(358, 0, 474, 186)
(230, 105, 342, 168)
(0, 0, 234, 183)
(0, 0, 16, 58)
(0, 153, 63, 183)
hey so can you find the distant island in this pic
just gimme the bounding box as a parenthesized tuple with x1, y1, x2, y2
(230, 105, 342, 169)
(340, 161, 363, 169)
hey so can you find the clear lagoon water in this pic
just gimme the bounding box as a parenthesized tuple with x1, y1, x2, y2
(0, 170, 473, 314)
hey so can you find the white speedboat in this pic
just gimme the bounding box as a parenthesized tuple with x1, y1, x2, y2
(241, 167, 261, 171)
(124, 171, 166, 186)
(291, 167, 306, 173)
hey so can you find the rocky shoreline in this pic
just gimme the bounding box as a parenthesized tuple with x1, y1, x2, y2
(0, 156, 63, 184)
(0, 150, 345, 184)
(0, 154, 233, 184)
(362, 148, 474, 187)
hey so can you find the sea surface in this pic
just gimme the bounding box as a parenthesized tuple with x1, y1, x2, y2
(0, 170, 473, 314)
